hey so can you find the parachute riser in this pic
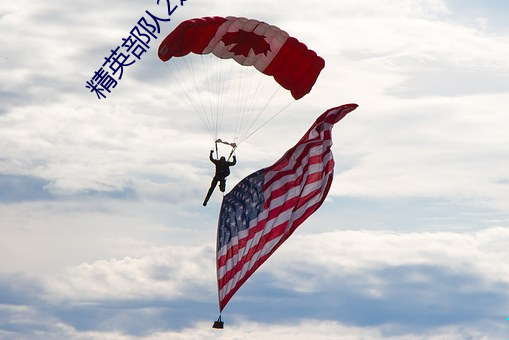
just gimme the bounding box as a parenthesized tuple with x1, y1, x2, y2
(227, 147, 236, 162)
(215, 138, 237, 161)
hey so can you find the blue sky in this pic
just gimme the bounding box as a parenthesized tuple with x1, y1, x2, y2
(1, 0, 509, 339)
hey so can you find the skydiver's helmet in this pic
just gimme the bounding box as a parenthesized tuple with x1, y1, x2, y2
(220, 157, 226, 162)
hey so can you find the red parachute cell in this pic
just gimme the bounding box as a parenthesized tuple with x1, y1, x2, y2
(158, 16, 325, 100)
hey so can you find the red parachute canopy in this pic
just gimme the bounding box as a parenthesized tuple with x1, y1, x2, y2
(158, 16, 325, 100)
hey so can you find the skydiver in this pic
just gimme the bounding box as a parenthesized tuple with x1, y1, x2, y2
(203, 149, 236, 206)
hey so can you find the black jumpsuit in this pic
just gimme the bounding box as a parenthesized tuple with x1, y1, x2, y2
(203, 151, 236, 206)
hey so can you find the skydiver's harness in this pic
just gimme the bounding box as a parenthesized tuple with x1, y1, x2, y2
(214, 138, 237, 161)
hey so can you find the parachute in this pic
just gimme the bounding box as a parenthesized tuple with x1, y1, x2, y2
(158, 16, 325, 147)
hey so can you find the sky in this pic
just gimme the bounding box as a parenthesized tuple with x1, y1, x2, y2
(1, 0, 508, 339)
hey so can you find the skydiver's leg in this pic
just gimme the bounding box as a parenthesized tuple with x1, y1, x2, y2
(203, 178, 219, 206)
(219, 178, 226, 192)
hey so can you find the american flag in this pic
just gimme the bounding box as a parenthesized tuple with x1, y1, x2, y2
(216, 104, 358, 311)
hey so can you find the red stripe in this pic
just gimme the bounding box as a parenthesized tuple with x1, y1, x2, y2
(296, 175, 334, 225)
(267, 151, 328, 186)
(267, 154, 331, 201)
(219, 244, 278, 310)
(217, 212, 271, 267)
(264, 138, 332, 187)
(265, 119, 333, 171)
(218, 219, 289, 289)
(218, 223, 287, 287)
(217, 219, 266, 268)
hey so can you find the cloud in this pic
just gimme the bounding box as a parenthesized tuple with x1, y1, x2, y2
(330, 93, 509, 209)
(270, 227, 509, 287)
(0, 227, 502, 338)
(233, 228, 509, 333)
(43, 245, 216, 302)
(1, 225, 508, 338)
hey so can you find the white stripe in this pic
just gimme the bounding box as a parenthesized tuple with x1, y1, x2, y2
(218, 223, 267, 280)
(217, 226, 252, 260)
(264, 151, 333, 195)
(264, 147, 326, 187)
(264, 129, 333, 183)
(219, 233, 284, 298)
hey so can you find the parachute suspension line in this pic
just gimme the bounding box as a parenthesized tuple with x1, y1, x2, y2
(239, 66, 256, 136)
(237, 67, 307, 143)
(233, 65, 243, 142)
(200, 55, 237, 143)
(231, 64, 278, 146)
(163, 61, 215, 141)
(238, 75, 280, 142)
(213, 56, 235, 142)
(199, 54, 215, 139)
(173, 28, 219, 142)
(236, 66, 265, 143)
(240, 99, 295, 144)
(182, 56, 217, 142)
(204, 54, 222, 140)
(207, 54, 220, 140)
(233, 63, 245, 143)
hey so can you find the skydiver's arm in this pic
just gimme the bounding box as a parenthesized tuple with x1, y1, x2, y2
(209, 150, 215, 162)
(229, 156, 237, 166)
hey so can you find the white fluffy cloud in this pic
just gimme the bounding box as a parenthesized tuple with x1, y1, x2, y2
(44, 244, 216, 302)
(268, 227, 509, 292)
